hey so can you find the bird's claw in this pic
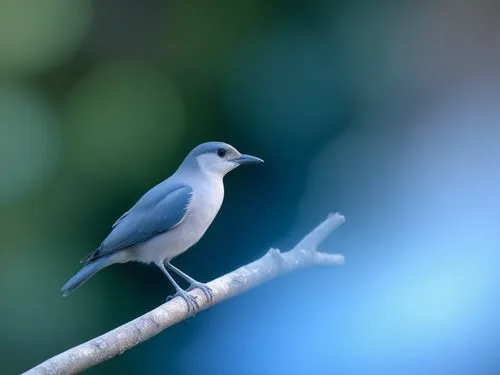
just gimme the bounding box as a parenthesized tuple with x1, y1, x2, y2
(187, 282, 214, 303)
(167, 291, 199, 314)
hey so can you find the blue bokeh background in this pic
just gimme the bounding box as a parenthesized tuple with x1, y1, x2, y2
(1, 1, 499, 374)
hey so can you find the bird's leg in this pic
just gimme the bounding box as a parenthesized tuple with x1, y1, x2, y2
(158, 263, 199, 313)
(166, 262, 214, 303)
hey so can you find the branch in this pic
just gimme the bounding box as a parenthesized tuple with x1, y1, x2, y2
(23, 213, 345, 375)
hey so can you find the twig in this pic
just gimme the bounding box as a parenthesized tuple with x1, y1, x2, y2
(22, 213, 345, 375)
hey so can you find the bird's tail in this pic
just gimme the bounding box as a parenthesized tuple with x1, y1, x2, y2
(61, 255, 113, 297)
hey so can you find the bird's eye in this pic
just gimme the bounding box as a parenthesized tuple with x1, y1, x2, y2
(217, 148, 227, 158)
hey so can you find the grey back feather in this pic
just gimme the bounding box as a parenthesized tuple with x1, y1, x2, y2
(83, 180, 193, 263)
(112, 209, 130, 228)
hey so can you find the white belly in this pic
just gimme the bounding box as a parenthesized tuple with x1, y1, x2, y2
(132, 178, 224, 265)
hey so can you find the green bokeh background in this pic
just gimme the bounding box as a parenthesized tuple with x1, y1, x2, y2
(1, 1, 335, 373)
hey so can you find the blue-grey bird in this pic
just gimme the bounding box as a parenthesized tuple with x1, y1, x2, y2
(61, 142, 263, 311)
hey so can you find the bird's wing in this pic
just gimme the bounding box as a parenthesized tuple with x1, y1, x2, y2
(111, 209, 130, 228)
(82, 183, 193, 263)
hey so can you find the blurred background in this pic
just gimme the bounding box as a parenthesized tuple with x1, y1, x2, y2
(1, 0, 500, 374)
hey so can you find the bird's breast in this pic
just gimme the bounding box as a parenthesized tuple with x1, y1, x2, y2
(187, 179, 224, 231)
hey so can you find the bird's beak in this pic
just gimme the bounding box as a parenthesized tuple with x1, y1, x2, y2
(231, 154, 264, 165)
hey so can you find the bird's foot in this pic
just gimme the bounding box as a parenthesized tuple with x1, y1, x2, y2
(166, 290, 199, 314)
(187, 282, 214, 303)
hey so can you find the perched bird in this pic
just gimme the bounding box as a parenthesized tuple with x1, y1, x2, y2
(61, 141, 263, 311)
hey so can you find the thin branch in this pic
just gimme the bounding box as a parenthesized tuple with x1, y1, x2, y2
(23, 213, 345, 375)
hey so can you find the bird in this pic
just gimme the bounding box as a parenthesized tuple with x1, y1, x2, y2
(61, 141, 263, 311)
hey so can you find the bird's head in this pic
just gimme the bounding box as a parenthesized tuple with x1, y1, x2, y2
(182, 141, 263, 177)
